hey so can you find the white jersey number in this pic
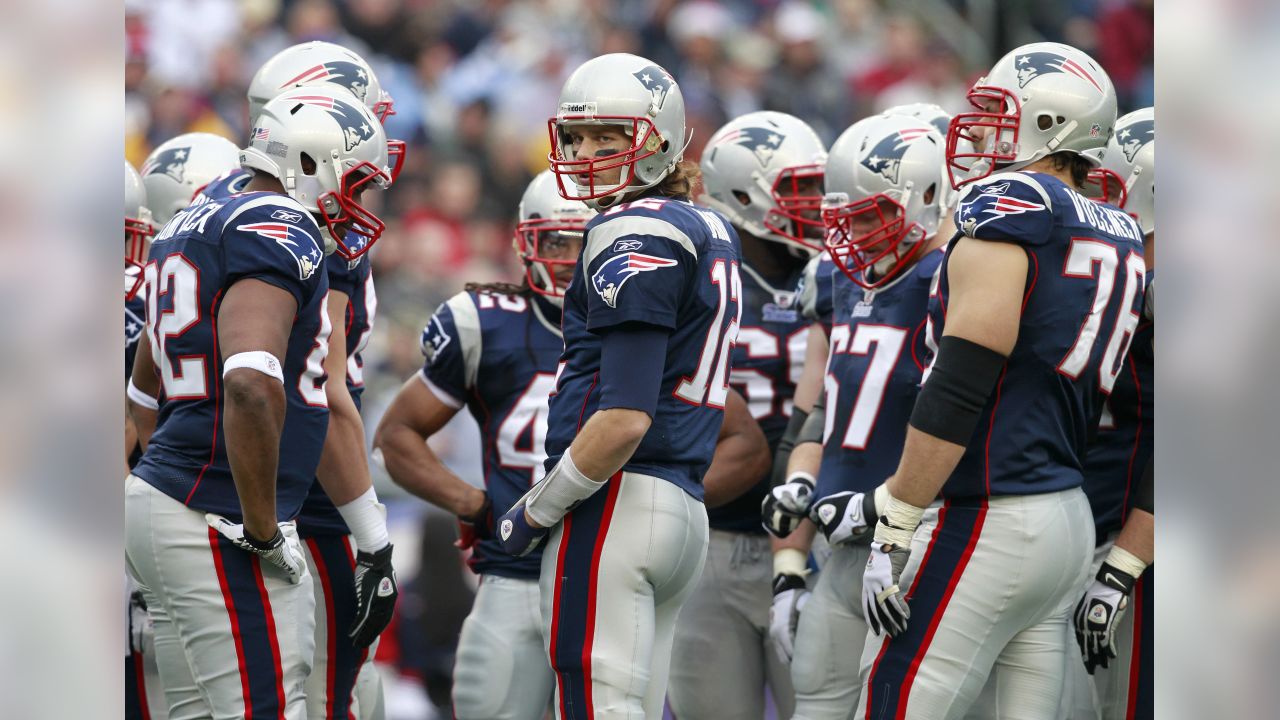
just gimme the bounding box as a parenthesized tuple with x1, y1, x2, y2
(824, 324, 909, 449)
(145, 255, 207, 400)
(1057, 239, 1146, 393)
(674, 259, 742, 408)
(497, 373, 556, 484)
(730, 326, 808, 419)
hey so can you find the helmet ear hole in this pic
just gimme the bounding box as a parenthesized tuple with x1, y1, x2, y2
(1056, 115, 1066, 125)
(923, 183, 936, 205)
(300, 152, 317, 175)
(732, 190, 751, 207)
(1037, 114, 1054, 131)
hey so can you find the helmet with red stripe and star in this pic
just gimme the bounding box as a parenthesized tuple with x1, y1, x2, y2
(945, 42, 1117, 190)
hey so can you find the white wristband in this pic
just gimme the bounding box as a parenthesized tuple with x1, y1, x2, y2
(223, 351, 284, 383)
(336, 486, 390, 553)
(773, 548, 809, 577)
(786, 471, 816, 487)
(524, 448, 604, 528)
(875, 492, 925, 547)
(1104, 545, 1149, 578)
(126, 378, 159, 410)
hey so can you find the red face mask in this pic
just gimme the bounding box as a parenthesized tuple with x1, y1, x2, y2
(514, 217, 587, 298)
(945, 86, 1022, 190)
(764, 164, 826, 251)
(318, 162, 391, 260)
(125, 215, 153, 300)
(546, 116, 663, 201)
(823, 194, 924, 289)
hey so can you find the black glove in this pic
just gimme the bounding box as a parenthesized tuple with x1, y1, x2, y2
(455, 492, 493, 550)
(349, 544, 398, 649)
(1074, 560, 1136, 674)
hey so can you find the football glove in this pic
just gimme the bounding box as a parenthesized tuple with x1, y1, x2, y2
(1073, 560, 1136, 674)
(862, 537, 912, 637)
(455, 492, 493, 550)
(762, 474, 815, 538)
(350, 543, 398, 649)
(128, 590, 150, 654)
(769, 572, 810, 665)
(809, 491, 876, 546)
(497, 501, 549, 557)
(206, 514, 306, 585)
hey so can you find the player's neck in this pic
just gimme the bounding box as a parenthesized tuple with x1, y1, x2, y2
(1143, 233, 1155, 270)
(1019, 157, 1075, 187)
(739, 231, 805, 283)
(244, 172, 286, 195)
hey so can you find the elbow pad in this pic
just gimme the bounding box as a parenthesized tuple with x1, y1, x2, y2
(908, 336, 1006, 446)
(770, 408, 809, 487)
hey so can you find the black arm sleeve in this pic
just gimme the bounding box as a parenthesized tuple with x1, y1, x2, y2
(770, 408, 809, 488)
(598, 322, 670, 419)
(1132, 459, 1153, 515)
(796, 390, 827, 446)
(908, 336, 1007, 446)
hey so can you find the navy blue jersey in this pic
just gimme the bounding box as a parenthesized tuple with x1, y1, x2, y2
(125, 295, 146, 383)
(296, 256, 377, 537)
(1082, 269, 1154, 541)
(545, 196, 742, 500)
(797, 252, 838, 331)
(420, 289, 564, 579)
(132, 191, 331, 520)
(928, 172, 1146, 498)
(816, 248, 943, 500)
(195, 169, 253, 204)
(711, 260, 809, 533)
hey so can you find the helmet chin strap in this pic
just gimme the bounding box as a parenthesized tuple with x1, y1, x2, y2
(317, 223, 338, 256)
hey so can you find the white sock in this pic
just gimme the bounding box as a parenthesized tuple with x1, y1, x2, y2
(336, 486, 390, 552)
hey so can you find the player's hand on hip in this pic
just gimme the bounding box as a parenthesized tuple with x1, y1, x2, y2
(497, 500, 549, 557)
(769, 572, 810, 664)
(863, 537, 912, 637)
(761, 474, 815, 538)
(350, 544, 398, 649)
(454, 491, 493, 550)
(1073, 560, 1135, 674)
(810, 491, 876, 546)
(206, 514, 306, 584)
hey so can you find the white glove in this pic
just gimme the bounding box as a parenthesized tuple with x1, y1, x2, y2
(762, 473, 815, 538)
(1074, 560, 1136, 674)
(809, 491, 875, 546)
(862, 538, 911, 637)
(769, 573, 810, 665)
(206, 514, 306, 584)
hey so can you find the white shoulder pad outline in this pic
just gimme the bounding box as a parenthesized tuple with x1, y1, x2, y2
(445, 291, 483, 390)
(583, 213, 698, 269)
(963, 171, 1055, 212)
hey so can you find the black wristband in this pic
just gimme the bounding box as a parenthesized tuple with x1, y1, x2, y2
(1132, 460, 1153, 514)
(1097, 560, 1136, 594)
(242, 528, 282, 551)
(772, 572, 807, 595)
(770, 408, 809, 487)
(861, 491, 880, 527)
(909, 336, 1007, 446)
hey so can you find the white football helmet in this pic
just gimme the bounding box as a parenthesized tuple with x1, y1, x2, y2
(240, 86, 393, 259)
(248, 41, 404, 182)
(946, 42, 1117, 189)
(1086, 107, 1154, 235)
(125, 161, 154, 300)
(514, 170, 596, 304)
(885, 102, 957, 210)
(548, 53, 689, 208)
(141, 133, 241, 225)
(700, 111, 827, 253)
(823, 114, 946, 288)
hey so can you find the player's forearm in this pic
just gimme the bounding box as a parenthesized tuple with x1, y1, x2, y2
(1112, 508, 1154, 565)
(786, 441, 822, 479)
(568, 408, 651, 480)
(703, 423, 770, 508)
(886, 426, 966, 508)
(223, 370, 286, 538)
(771, 518, 816, 555)
(315, 388, 373, 506)
(791, 324, 829, 413)
(374, 421, 484, 517)
(125, 411, 138, 475)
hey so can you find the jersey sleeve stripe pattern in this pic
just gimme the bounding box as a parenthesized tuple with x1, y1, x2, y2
(963, 171, 1055, 212)
(863, 499, 988, 720)
(445, 292, 483, 389)
(222, 193, 324, 235)
(583, 214, 698, 267)
(416, 369, 463, 409)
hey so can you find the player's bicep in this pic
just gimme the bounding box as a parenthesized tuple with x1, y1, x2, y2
(385, 374, 461, 439)
(942, 237, 1027, 356)
(218, 277, 296, 361)
(130, 332, 159, 397)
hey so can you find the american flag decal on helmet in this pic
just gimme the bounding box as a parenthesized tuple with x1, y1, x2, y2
(591, 252, 679, 308)
(1014, 52, 1104, 93)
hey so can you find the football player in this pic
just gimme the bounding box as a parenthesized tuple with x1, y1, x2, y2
(246, 41, 406, 719)
(854, 42, 1143, 719)
(374, 170, 591, 720)
(124, 86, 394, 718)
(1073, 106, 1155, 720)
(141, 132, 242, 227)
(664, 110, 827, 720)
(493, 53, 750, 719)
(764, 113, 950, 720)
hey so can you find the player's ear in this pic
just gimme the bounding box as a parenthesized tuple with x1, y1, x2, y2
(300, 152, 317, 176)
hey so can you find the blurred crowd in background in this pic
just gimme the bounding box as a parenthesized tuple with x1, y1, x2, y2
(123, 0, 1153, 715)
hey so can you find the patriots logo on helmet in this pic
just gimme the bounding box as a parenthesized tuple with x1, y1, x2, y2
(1014, 52, 1104, 93)
(591, 252, 678, 308)
(956, 182, 1047, 235)
(632, 65, 675, 110)
(715, 126, 786, 167)
(1116, 119, 1154, 163)
(142, 146, 192, 183)
(860, 128, 934, 184)
(293, 95, 377, 152)
(280, 61, 372, 102)
(237, 221, 323, 280)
